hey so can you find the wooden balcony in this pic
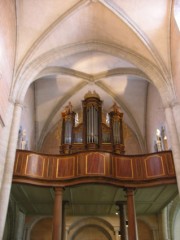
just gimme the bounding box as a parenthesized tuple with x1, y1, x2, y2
(13, 150, 176, 188)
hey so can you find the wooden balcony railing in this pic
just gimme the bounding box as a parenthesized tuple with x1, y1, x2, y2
(13, 150, 176, 188)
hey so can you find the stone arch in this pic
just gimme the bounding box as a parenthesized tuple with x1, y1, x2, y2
(173, 207, 180, 240)
(71, 224, 113, 240)
(168, 195, 180, 239)
(24, 216, 52, 240)
(12, 41, 174, 107)
(10, 42, 175, 152)
(137, 219, 154, 240)
(68, 217, 115, 240)
(11, 42, 175, 153)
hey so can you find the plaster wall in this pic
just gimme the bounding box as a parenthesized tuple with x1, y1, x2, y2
(146, 84, 169, 153)
(19, 83, 35, 150)
(124, 127, 142, 154)
(41, 122, 60, 154)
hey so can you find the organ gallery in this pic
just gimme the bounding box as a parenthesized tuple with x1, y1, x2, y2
(60, 91, 125, 155)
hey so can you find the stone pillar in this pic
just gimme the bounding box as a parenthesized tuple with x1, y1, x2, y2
(161, 207, 171, 240)
(153, 228, 160, 240)
(165, 106, 180, 194)
(172, 102, 180, 144)
(0, 101, 15, 190)
(0, 102, 23, 239)
(114, 227, 120, 240)
(52, 188, 63, 240)
(125, 188, 137, 240)
(15, 211, 25, 240)
(62, 201, 69, 240)
(65, 226, 69, 240)
(116, 201, 127, 240)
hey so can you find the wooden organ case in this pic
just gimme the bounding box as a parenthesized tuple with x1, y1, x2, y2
(60, 91, 125, 154)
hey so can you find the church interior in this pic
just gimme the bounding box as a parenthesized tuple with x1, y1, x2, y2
(0, 0, 180, 239)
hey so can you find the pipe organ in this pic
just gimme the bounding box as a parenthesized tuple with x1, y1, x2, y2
(60, 91, 125, 154)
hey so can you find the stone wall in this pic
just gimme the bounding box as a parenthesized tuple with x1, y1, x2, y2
(0, 0, 16, 131)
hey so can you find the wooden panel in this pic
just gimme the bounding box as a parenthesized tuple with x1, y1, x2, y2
(133, 157, 144, 179)
(56, 157, 75, 178)
(45, 157, 54, 179)
(166, 153, 175, 175)
(13, 150, 176, 187)
(25, 154, 45, 177)
(77, 153, 86, 176)
(114, 157, 133, 178)
(14, 152, 24, 174)
(86, 153, 105, 175)
(144, 155, 165, 178)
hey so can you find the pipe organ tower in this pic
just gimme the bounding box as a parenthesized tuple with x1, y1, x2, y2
(60, 91, 125, 154)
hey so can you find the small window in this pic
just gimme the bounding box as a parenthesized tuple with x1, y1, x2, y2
(174, 0, 180, 31)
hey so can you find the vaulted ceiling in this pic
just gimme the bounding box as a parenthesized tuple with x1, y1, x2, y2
(15, 0, 175, 153)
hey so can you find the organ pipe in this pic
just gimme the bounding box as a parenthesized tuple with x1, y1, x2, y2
(60, 92, 125, 154)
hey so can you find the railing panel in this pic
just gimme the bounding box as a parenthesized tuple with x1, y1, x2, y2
(13, 150, 176, 187)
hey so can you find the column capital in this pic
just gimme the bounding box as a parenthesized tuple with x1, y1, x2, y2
(54, 187, 64, 194)
(124, 187, 136, 196)
(8, 97, 24, 108)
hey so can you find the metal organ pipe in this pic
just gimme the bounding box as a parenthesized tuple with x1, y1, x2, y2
(65, 119, 72, 144)
(86, 105, 99, 144)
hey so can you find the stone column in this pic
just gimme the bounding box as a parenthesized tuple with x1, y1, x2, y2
(125, 188, 137, 240)
(52, 188, 63, 240)
(0, 100, 15, 190)
(116, 201, 127, 240)
(114, 227, 120, 240)
(62, 201, 69, 240)
(165, 106, 180, 194)
(152, 228, 160, 240)
(161, 207, 171, 240)
(15, 210, 25, 240)
(65, 226, 69, 240)
(0, 102, 23, 239)
(172, 102, 180, 144)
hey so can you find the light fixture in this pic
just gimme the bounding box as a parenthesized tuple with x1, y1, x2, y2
(126, 220, 128, 227)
